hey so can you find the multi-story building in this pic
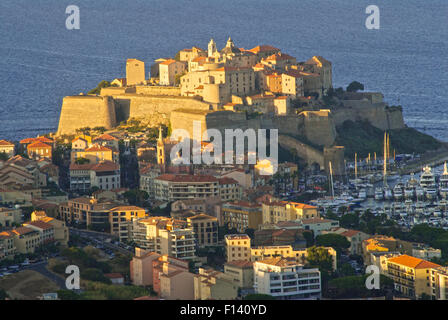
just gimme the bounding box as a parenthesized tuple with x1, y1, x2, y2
(59, 197, 120, 227)
(250, 245, 337, 271)
(194, 267, 239, 300)
(0, 207, 22, 228)
(31, 211, 69, 246)
(218, 177, 242, 202)
(224, 260, 254, 291)
(131, 217, 196, 260)
(152, 174, 219, 201)
(412, 244, 442, 260)
(152, 255, 195, 300)
(363, 236, 413, 265)
(321, 227, 370, 255)
(0, 231, 16, 260)
(159, 59, 186, 86)
(10, 227, 42, 254)
(262, 201, 320, 224)
(0, 140, 15, 158)
(300, 218, 340, 237)
(130, 248, 161, 286)
(253, 257, 321, 300)
(72, 144, 118, 164)
(186, 213, 218, 247)
(109, 206, 147, 242)
(225, 234, 251, 262)
(386, 254, 440, 299)
(222, 201, 262, 233)
(92, 134, 119, 151)
(23, 220, 55, 245)
(27, 141, 52, 160)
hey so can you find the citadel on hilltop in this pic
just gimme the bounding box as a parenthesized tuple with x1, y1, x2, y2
(56, 37, 405, 175)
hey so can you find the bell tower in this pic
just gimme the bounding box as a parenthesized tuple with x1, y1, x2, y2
(157, 126, 165, 165)
(208, 38, 217, 57)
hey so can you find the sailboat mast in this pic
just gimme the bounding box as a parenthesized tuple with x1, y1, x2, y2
(383, 132, 387, 187)
(329, 161, 334, 199)
(355, 153, 357, 179)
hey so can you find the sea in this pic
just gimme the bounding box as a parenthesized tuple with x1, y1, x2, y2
(0, 0, 447, 142)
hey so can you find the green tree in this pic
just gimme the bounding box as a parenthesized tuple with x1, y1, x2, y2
(88, 80, 112, 95)
(315, 234, 350, 254)
(123, 189, 149, 206)
(346, 81, 364, 92)
(306, 246, 333, 275)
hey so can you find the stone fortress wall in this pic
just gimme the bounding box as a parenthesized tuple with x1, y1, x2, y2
(56, 86, 406, 175)
(57, 95, 117, 136)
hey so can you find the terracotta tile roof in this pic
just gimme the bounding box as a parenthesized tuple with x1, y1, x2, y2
(192, 56, 206, 63)
(264, 52, 295, 62)
(218, 177, 238, 185)
(27, 141, 52, 149)
(187, 213, 217, 221)
(225, 260, 253, 268)
(160, 59, 177, 65)
(249, 45, 280, 54)
(12, 226, 36, 235)
(388, 254, 440, 269)
(94, 134, 118, 141)
(0, 140, 14, 147)
(155, 174, 217, 183)
(90, 161, 119, 172)
(341, 229, 361, 237)
(110, 205, 145, 211)
(25, 220, 54, 230)
(257, 257, 298, 267)
(84, 144, 112, 152)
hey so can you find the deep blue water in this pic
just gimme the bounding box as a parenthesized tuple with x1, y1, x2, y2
(1, 0, 447, 141)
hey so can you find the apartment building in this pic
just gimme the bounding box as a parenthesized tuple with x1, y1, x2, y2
(159, 59, 186, 86)
(27, 142, 52, 160)
(222, 201, 262, 233)
(194, 267, 239, 300)
(10, 227, 42, 254)
(225, 234, 251, 262)
(153, 255, 195, 300)
(69, 161, 120, 192)
(58, 197, 120, 227)
(262, 201, 320, 224)
(386, 254, 440, 299)
(300, 218, 340, 237)
(253, 257, 321, 300)
(224, 260, 254, 291)
(0, 231, 16, 260)
(109, 206, 147, 242)
(321, 227, 370, 255)
(130, 248, 161, 286)
(218, 177, 242, 202)
(186, 213, 218, 247)
(131, 217, 196, 260)
(23, 221, 55, 245)
(31, 211, 69, 246)
(250, 245, 337, 271)
(153, 174, 219, 201)
(0, 207, 22, 228)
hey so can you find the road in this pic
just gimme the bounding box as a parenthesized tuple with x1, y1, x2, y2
(69, 228, 134, 255)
